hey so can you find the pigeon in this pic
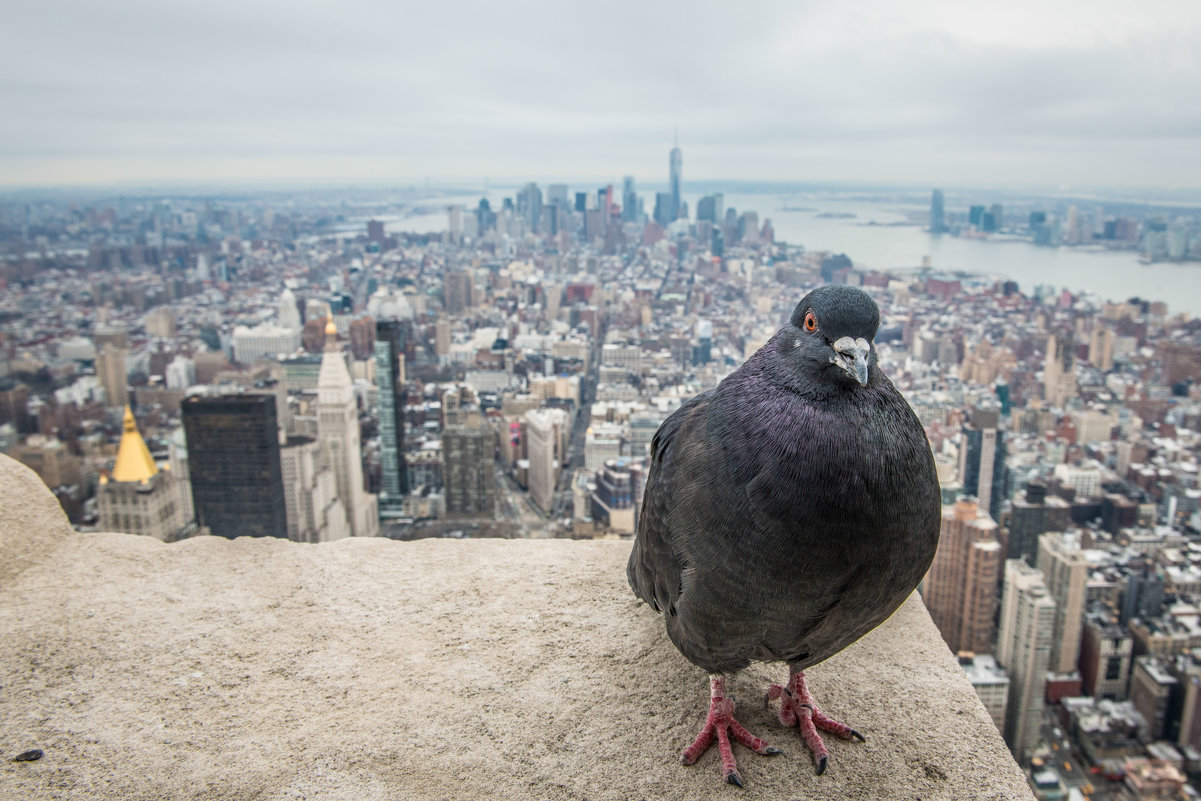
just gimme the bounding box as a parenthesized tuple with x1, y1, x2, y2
(627, 284, 941, 787)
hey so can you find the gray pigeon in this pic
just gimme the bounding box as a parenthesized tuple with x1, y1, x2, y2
(627, 284, 941, 787)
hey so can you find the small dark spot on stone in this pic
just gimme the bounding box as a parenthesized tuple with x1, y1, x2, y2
(13, 749, 43, 762)
(923, 763, 947, 781)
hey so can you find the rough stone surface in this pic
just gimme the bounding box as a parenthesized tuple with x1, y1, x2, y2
(0, 454, 1034, 800)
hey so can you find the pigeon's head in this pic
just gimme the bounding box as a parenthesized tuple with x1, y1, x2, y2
(779, 284, 880, 390)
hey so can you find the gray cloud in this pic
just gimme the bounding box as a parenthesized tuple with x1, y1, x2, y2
(2, 0, 1199, 187)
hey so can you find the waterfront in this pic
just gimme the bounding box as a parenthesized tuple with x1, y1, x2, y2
(389, 190, 1201, 318)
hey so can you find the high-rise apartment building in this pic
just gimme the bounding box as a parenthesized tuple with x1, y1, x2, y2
(375, 320, 408, 518)
(182, 393, 288, 539)
(443, 417, 495, 517)
(318, 320, 378, 537)
(1037, 532, 1089, 674)
(1080, 610, 1133, 700)
(960, 652, 1010, 735)
(996, 560, 1056, 760)
(922, 497, 1002, 655)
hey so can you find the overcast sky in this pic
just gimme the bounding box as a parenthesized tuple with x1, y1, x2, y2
(2, 0, 1199, 189)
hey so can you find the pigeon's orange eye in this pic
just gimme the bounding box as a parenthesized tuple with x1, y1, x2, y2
(803, 312, 817, 332)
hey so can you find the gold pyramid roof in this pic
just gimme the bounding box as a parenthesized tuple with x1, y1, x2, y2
(112, 406, 159, 483)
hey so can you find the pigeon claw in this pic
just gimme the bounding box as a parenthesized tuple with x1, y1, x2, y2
(768, 671, 862, 777)
(683, 677, 775, 787)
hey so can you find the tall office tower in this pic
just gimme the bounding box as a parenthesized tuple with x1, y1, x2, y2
(1006, 481, 1049, 564)
(443, 416, 496, 517)
(989, 203, 1004, 232)
(921, 497, 1002, 655)
(318, 320, 378, 538)
(280, 434, 349, 543)
(96, 344, 129, 409)
(653, 193, 673, 227)
(182, 394, 288, 539)
(547, 184, 569, 211)
(574, 192, 587, 213)
(517, 182, 542, 232)
(434, 317, 451, 363)
(930, 189, 946, 233)
(1037, 532, 1088, 674)
(958, 405, 1007, 522)
(669, 140, 682, 221)
(278, 287, 301, 332)
(622, 176, 637, 223)
(443, 269, 472, 314)
(97, 407, 190, 541)
(447, 206, 462, 242)
(1043, 332, 1077, 408)
(524, 408, 558, 514)
(996, 560, 1056, 760)
(374, 320, 408, 519)
(1089, 326, 1115, 370)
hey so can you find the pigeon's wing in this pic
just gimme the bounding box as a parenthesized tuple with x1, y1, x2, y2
(627, 390, 713, 617)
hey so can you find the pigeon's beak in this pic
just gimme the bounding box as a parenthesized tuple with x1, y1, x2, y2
(832, 336, 871, 386)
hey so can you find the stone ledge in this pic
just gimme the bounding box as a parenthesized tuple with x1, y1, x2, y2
(0, 455, 1033, 800)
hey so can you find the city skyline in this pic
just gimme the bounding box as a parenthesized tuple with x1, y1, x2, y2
(3, 1, 1200, 189)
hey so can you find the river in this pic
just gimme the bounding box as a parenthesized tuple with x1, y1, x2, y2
(389, 190, 1201, 318)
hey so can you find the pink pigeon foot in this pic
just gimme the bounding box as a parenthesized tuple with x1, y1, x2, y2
(681, 675, 781, 787)
(767, 669, 864, 775)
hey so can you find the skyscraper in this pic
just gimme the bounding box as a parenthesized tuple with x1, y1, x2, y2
(280, 434, 349, 543)
(922, 497, 1002, 655)
(318, 320, 379, 537)
(96, 344, 129, 409)
(443, 269, 473, 314)
(182, 393, 289, 539)
(524, 408, 558, 515)
(930, 189, 946, 233)
(996, 560, 1055, 760)
(621, 176, 637, 223)
(443, 417, 495, 517)
(1037, 532, 1088, 675)
(375, 319, 408, 519)
(958, 405, 1007, 522)
(97, 407, 191, 541)
(669, 140, 682, 222)
(1044, 332, 1078, 408)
